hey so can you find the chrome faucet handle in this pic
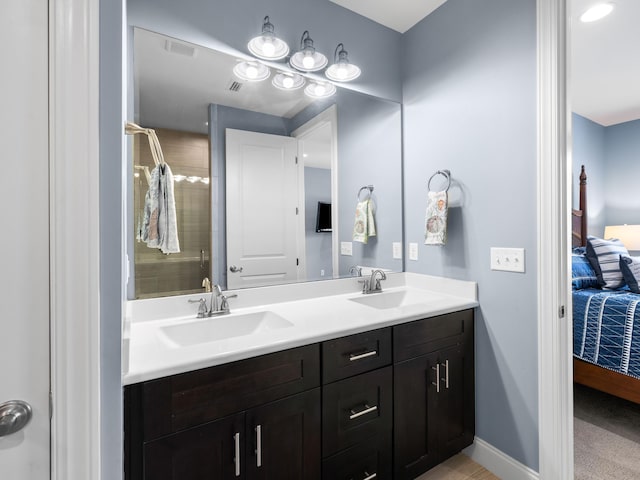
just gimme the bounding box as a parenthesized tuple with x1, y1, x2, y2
(188, 298, 207, 318)
(219, 293, 238, 313)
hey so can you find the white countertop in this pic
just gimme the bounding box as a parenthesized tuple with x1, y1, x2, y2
(123, 273, 478, 385)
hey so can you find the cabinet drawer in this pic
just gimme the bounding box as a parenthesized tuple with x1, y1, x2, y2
(322, 366, 392, 457)
(322, 434, 392, 480)
(141, 344, 320, 440)
(322, 328, 391, 384)
(394, 309, 473, 362)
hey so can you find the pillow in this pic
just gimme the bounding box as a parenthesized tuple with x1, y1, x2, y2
(571, 254, 599, 290)
(585, 235, 629, 289)
(620, 256, 640, 294)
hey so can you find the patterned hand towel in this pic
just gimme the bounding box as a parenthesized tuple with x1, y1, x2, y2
(353, 198, 376, 244)
(142, 164, 180, 254)
(424, 190, 448, 246)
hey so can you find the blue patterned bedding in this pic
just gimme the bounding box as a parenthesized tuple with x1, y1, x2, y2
(573, 288, 640, 379)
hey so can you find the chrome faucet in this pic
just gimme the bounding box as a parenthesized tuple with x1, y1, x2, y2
(349, 265, 363, 277)
(209, 284, 237, 316)
(362, 269, 386, 294)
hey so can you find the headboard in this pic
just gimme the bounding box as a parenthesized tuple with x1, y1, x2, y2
(572, 165, 588, 247)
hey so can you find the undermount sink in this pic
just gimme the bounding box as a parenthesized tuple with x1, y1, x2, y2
(349, 289, 439, 310)
(159, 311, 294, 347)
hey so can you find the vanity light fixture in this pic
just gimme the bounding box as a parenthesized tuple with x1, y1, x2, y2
(290, 31, 328, 72)
(325, 43, 361, 82)
(580, 2, 614, 22)
(304, 81, 336, 99)
(248, 16, 290, 60)
(272, 71, 305, 90)
(233, 60, 270, 82)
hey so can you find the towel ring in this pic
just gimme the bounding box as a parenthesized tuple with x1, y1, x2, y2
(357, 185, 374, 201)
(428, 170, 451, 193)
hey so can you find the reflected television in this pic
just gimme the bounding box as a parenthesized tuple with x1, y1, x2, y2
(315, 202, 332, 233)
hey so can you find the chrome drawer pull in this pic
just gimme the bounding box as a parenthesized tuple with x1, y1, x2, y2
(431, 364, 440, 393)
(363, 472, 377, 480)
(442, 360, 449, 389)
(255, 424, 262, 467)
(349, 350, 377, 361)
(349, 404, 378, 420)
(234, 432, 241, 477)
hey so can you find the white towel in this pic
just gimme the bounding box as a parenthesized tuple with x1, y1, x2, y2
(353, 198, 376, 244)
(142, 164, 180, 254)
(424, 190, 448, 246)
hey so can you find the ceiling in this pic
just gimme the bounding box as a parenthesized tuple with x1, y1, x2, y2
(330, 0, 639, 127)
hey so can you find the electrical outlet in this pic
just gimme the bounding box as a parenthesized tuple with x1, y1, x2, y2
(340, 241, 353, 256)
(490, 247, 525, 273)
(393, 242, 402, 259)
(409, 243, 419, 261)
(320, 269, 325, 277)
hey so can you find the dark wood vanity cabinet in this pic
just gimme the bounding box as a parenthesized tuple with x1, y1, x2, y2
(393, 309, 475, 480)
(125, 309, 474, 480)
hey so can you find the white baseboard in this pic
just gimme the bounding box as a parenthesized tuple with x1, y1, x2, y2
(463, 437, 539, 480)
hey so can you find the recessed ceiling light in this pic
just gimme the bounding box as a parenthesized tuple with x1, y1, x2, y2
(580, 3, 614, 23)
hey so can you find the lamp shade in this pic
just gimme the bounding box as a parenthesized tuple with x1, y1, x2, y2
(304, 81, 336, 99)
(325, 43, 361, 82)
(604, 225, 640, 251)
(233, 61, 270, 82)
(247, 16, 289, 60)
(290, 31, 328, 72)
(272, 72, 305, 90)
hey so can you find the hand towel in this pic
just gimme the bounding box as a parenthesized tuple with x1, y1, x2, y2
(353, 198, 376, 244)
(424, 190, 448, 246)
(141, 164, 180, 254)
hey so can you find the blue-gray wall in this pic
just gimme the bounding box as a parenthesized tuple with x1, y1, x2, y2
(572, 114, 640, 234)
(572, 113, 606, 236)
(304, 167, 332, 281)
(603, 119, 640, 226)
(100, 0, 124, 479)
(402, 0, 539, 470)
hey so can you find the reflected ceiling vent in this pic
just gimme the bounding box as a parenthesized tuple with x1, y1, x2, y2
(164, 39, 196, 58)
(227, 80, 243, 93)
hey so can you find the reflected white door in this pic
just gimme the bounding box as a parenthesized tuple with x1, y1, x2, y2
(0, 0, 50, 478)
(226, 129, 299, 289)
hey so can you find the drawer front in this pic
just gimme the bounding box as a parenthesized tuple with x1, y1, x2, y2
(322, 434, 392, 480)
(394, 309, 473, 362)
(322, 328, 392, 384)
(142, 344, 320, 440)
(322, 366, 392, 457)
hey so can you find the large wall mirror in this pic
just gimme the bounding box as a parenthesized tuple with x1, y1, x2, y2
(127, 26, 403, 299)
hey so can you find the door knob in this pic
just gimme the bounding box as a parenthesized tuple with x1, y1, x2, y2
(229, 265, 243, 273)
(0, 400, 32, 437)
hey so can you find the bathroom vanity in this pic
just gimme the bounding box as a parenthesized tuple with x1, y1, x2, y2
(123, 273, 477, 480)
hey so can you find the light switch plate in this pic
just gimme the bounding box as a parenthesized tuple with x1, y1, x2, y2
(490, 247, 525, 273)
(409, 243, 419, 261)
(340, 241, 353, 256)
(393, 242, 402, 259)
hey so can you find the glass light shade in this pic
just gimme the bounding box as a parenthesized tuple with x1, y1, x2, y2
(233, 61, 270, 82)
(304, 81, 336, 99)
(604, 225, 640, 251)
(290, 31, 327, 72)
(580, 3, 614, 22)
(325, 45, 361, 82)
(248, 17, 289, 60)
(272, 72, 305, 90)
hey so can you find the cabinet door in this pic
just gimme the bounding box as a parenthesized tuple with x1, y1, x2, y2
(245, 389, 321, 480)
(143, 413, 245, 480)
(393, 352, 440, 480)
(436, 344, 475, 460)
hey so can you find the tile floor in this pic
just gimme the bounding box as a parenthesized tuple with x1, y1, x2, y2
(414, 453, 500, 480)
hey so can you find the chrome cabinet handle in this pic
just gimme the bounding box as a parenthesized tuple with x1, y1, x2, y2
(229, 265, 243, 273)
(442, 360, 449, 389)
(349, 404, 378, 420)
(0, 400, 32, 437)
(234, 432, 241, 477)
(255, 424, 262, 467)
(431, 364, 440, 393)
(349, 350, 377, 362)
(363, 472, 377, 480)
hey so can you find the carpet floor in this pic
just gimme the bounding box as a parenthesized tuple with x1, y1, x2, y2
(574, 384, 640, 479)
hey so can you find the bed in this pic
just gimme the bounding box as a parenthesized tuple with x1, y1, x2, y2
(572, 165, 640, 403)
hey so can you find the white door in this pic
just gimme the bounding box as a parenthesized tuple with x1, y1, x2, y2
(226, 129, 299, 289)
(0, 0, 50, 478)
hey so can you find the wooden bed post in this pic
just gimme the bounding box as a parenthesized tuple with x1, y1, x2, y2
(579, 165, 587, 245)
